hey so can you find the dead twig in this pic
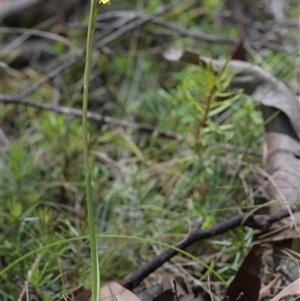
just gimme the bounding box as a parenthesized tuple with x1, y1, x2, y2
(146, 18, 235, 44)
(17, 254, 42, 301)
(20, 53, 82, 98)
(1, 27, 77, 53)
(0, 94, 180, 140)
(17, 1, 184, 98)
(123, 207, 295, 290)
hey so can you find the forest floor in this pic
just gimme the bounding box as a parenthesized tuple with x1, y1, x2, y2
(1, 1, 299, 300)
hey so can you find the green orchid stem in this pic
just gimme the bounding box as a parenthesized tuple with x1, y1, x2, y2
(82, 1, 100, 301)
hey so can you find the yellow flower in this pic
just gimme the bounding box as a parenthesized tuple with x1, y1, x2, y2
(98, 0, 110, 4)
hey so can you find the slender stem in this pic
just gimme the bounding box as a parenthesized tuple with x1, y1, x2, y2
(194, 84, 216, 151)
(82, 1, 100, 301)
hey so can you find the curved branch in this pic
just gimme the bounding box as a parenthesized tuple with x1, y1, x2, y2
(0, 94, 180, 140)
(123, 207, 295, 290)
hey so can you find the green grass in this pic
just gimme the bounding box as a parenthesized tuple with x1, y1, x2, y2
(0, 65, 264, 299)
(0, 0, 298, 300)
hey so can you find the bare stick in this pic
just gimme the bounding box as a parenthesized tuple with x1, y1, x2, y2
(0, 94, 180, 139)
(123, 207, 294, 290)
(146, 18, 235, 44)
(1, 27, 77, 53)
(20, 54, 82, 98)
(93, 1, 193, 49)
(17, 1, 183, 98)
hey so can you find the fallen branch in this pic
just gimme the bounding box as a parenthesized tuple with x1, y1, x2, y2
(146, 18, 235, 44)
(0, 94, 180, 140)
(123, 206, 295, 290)
(93, 11, 236, 44)
(13, 1, 182, 98)
(1, 27, 78, 54)
(20, 54, 82, 98)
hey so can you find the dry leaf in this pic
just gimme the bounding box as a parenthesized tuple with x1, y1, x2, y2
(254, 218, 300, 244)
(152, 289, 175, 301)
(269, 278, 300, 301)
(57, 286, 91, 301)
(136, 284, 163, 301)
(259, 274, 281, 300)
(101, 281, 142, 301)
(221, 244, 268, 301)
(230, 30, 246, 61)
